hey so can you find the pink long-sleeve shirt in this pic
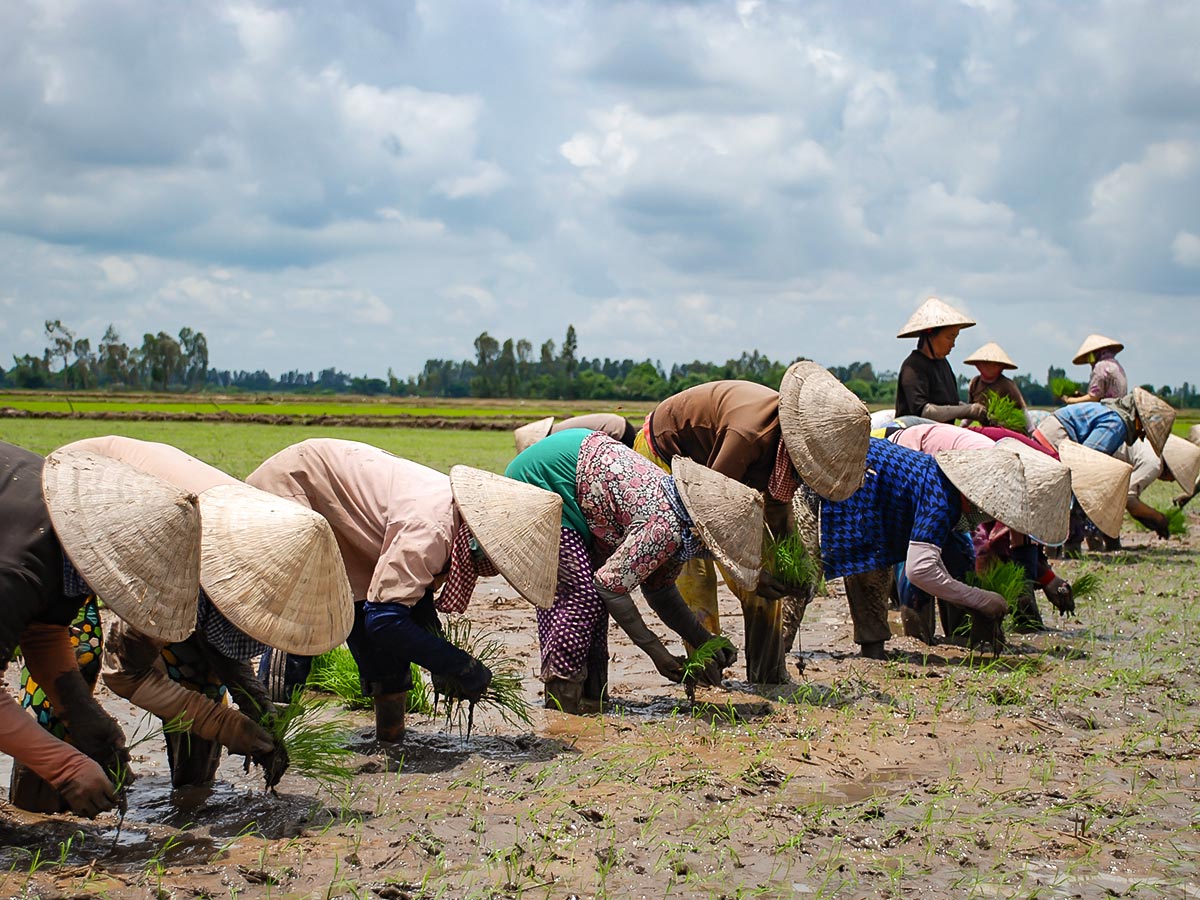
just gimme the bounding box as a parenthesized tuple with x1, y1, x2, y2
(246, 439, 459, 605)
(890, 423, 996, 454)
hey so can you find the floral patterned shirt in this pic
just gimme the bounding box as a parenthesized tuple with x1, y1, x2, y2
(576, 431, 685, 594)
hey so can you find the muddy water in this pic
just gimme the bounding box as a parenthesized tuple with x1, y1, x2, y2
(4, 521, 1200, 898)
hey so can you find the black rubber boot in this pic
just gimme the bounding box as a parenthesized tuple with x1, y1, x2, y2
(374, 691, 408, 743)
(859, 641, 887, 660)
(544, 678, 584, 714)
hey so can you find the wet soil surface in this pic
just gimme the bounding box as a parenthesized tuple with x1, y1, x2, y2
(3, 523, 1200, 898)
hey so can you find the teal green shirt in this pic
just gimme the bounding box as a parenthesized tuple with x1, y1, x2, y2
(505, 429, 591, 545)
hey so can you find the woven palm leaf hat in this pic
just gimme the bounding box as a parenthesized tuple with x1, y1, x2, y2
(1131, 388, 1176, 456)
(896, 297, 976, 339)
(513, 417, 554, 453)
(1161, 435, 1200, 499)
(197, 483, 354, 656)
(671, 457, 765, 590)
(936, 445, 1071, 544)
(449, 466, 562, 609)
(1188, 424, 1200, 447)
(42, 448, 201, 643)
(1056, 440, 1133, 538)
(1072, 334, 1124, 365)
(778, 361, 870, 502)
(990, 438, 1073, 544)
(962, 341, 1017, 370)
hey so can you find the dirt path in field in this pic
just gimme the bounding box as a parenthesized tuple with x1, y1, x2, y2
(3, 524, 1200, 899)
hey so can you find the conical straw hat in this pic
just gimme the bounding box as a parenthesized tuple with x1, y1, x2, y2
(991, 438, 1073, 544)
(514, 417, 554, 453)
(450, 466, 562, 609)
(197, 483, 354, 655)
(1056, 440, 1132, 538)
(1131, 388, 1175, 456)
(42, 448, 201, 643)
(1188, 424, 1200, 447)
(1072, 334, 1124, 365)
(897, 297, 976, 338)
(778, 361, 869, 502)
(962, 341, 1017, 370)
(936, 446, 1071, 544)
(1162, 434, 1200, 499)
(671, 457, 765, 590)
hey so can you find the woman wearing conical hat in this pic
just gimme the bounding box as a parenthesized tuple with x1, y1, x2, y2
(807, 436, 1070, 656)
(0, 440, 200, 818)
(634, 361, 869, 683)
(963, 341, 1028, 414)
(10, 435, 354, 798)
(895, 297, 988, 425)
(1113, 435, 1200, 542)
(1172, 426, 1200, 509)
(247, 438, 561, 742)
(506, 429, 763, 711)
(1062, 334, 1127, 404)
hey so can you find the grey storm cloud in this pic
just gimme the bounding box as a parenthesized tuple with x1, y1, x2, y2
(0, 0, 1197, 385)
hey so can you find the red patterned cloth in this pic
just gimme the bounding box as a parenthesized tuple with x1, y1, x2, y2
(767, 438, 799, 502)
(436, 523, 498, 614)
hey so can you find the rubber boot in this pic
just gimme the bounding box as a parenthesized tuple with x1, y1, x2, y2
(901, 602, 936, 645)
(8, 761, 68, 814)
(1010, 544, 1046, 633)
(859, 640, 887, 660)
(544, 678, 584, 714)
(1102, 534, 1123, 552)
(374, 691, 408, 743)
(968, 614, 1004, 653)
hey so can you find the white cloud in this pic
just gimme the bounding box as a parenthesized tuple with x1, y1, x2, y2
(99, 256, 138, 286)
(1173, 231, 1200, 268)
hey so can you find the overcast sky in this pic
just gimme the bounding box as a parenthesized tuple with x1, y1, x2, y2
(1, 0, 1197, 388)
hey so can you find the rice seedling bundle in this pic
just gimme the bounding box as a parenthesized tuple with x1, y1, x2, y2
(263, 693, 355, 788)
(764, 531, 821, 591)
(1161, 505, 1188, 536)
(307, 647, 433, 714)
(985, 392, 1027, 432)
(966, 560, 1027, 613)
(1070, 570, 1102, 601)
(1049, 377, 1079, 400)
(682, 635, 735, 703)
(438, 617, 532, 734)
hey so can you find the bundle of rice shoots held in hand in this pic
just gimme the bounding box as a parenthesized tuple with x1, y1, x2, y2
(438, 617, 531, 737)
(682, 635, 735, 703)
(1070, 570, 1102, 601)
(262, 693, 355, 789)
(764, 530, 821, 591)
(1160, 505, 1187, 536)
(966, 560, 1027, 614)
(1050, 377, 1079, 400)
(985, 392, 1027, 432)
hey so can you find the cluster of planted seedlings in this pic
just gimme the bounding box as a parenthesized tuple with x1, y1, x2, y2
(984, 392, 1026, 431)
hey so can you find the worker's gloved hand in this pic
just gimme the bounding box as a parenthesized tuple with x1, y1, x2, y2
(755, 569, 792, 601)
(215, 710, 276, 757)
(1042, 576, 1074, 614)
(249, 736, 290, 789)
(643, 584, 712, 648)
(56, 756, 118, 819)
(648, 647, 686, 683)
(433, 659, 493, 703)
(964, 588, 1009, 620)
(1138, 510, 1171, 540)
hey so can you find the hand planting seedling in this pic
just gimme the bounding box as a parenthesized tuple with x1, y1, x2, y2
(260, 692, 355, 791)
(984, 392, 1026, 432)
(965, 560, 1026, 655)
(1070, 570, 1102, 601)
(1160, 506, 1187, 537)
(681, 636, 736, 704)
(435, 617, 531, 740)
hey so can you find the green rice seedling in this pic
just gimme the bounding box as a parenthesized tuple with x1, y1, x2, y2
(1070, 570, 1102, 601)
(984, 392, 1027, 432)
(1161, 505, 1187, 536)
(437, 616, 532, 737)
(763, 529, 821, 591)
(307, 647, 433, 715)
(1049, 376, 1079, 400)
(263, 693, 355, 789)
(681, 636, 735, 704)
(966, 560, 1026, 613)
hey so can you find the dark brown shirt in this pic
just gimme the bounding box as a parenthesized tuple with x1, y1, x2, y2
(647, 381, 782, 491)
(968, 374, 1027, 409)
(895, 350, 960, 417)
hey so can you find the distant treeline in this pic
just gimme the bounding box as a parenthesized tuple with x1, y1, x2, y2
(6, 321, 1199, 408)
